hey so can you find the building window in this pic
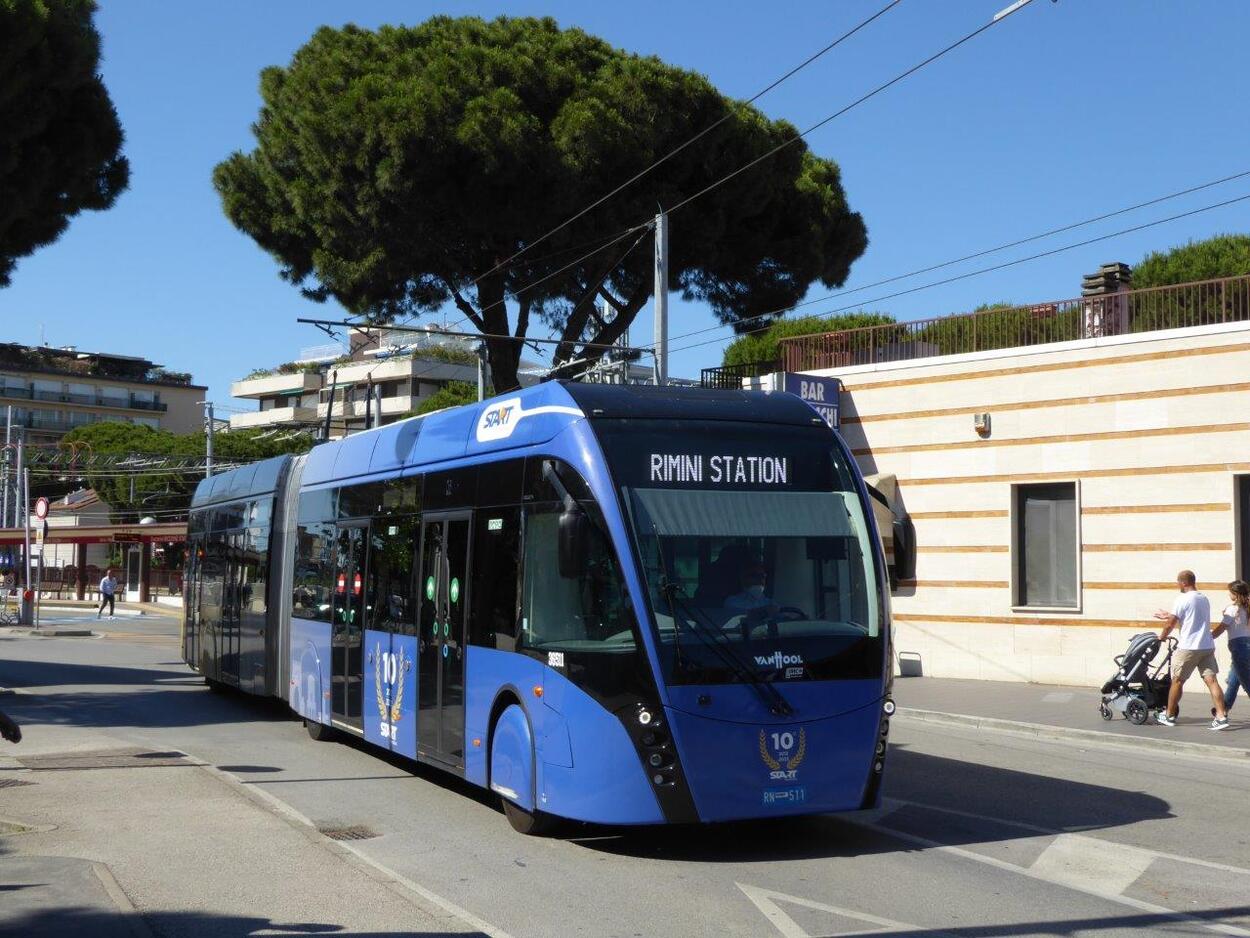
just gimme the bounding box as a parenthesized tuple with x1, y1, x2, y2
(1014, 482, 1078, 608)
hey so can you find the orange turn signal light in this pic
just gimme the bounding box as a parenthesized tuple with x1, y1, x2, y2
(532, 685, 543, 698)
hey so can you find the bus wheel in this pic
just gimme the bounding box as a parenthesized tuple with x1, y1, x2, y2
(305, 720, 337, 742)
(206, 678, 228, 694)
(502, 798, 556, 836)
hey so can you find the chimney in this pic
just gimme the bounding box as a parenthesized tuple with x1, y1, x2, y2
(1082, 262, 1132, 338)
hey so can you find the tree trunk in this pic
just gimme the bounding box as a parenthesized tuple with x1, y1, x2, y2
(476, 276, 521, 392)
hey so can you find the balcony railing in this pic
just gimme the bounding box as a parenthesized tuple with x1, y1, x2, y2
(779, 274, 1250, 372)
(0, 386, 167, 412)
(700, 359, 782, 389)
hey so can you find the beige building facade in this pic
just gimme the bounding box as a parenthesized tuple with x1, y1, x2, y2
(794, 310, 1250, 689)
(0, 343, 204, 443)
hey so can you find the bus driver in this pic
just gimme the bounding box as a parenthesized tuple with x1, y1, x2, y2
(724, 559, 780, 623)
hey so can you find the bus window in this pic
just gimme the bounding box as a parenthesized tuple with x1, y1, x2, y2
(520, 508, 634, 653)
(470, 507, 521, 650)
(293, 520, 335, 623)
(367, 516, 417, 635)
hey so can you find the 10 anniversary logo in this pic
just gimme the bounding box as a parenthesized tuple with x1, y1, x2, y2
(758, 728, 807, 781)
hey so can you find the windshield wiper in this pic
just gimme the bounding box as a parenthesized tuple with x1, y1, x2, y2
(664, 581, 794, 717)
(647, 524, 793, 716)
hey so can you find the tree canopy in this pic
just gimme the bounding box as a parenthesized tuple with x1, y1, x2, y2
(0, 0, 129, 287)
(722, 312, 895, 367)
(214, 15, 867, 391)
(60, 422, 314, 521)
(1132, 234, 1250, 289)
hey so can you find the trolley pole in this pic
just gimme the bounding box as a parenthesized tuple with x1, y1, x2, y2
(653, 211, 669, 387)
(22, 466, 31, 612)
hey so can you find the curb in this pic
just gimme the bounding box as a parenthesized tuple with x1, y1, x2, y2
(0, 627, 95, 638)
(896, 707, 1250, 762)
(38, 606, 146, 617)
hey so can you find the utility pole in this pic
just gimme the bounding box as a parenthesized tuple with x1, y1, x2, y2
(322, 371, 337, 441)
(203, 401, 215, 477)
(1, 405, 10, 528)
(477, 344, 487, 402)
(653, 211, 669, 387)
(14, 436, 24, 584)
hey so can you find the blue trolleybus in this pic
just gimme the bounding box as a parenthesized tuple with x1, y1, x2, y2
(182, 382, 894, 833)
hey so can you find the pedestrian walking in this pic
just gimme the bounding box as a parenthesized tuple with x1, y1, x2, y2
(1212, 579, 1250, 716)
(1153, 570, 1230, 730)
(97, 566, 117, 619)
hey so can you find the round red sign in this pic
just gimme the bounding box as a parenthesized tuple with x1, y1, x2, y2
(34, 497, 49, 520)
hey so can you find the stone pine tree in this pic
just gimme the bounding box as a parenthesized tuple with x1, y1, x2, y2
(0, 0, 130, 287)
(214, 16, 868, 391)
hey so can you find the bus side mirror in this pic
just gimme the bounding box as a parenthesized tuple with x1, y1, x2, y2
(558, 508, 590, 580)
(892, 515, 916, 584)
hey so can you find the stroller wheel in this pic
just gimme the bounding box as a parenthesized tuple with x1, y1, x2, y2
(1099, 703, 1113, 721)
(1126, 699, 1148, 725)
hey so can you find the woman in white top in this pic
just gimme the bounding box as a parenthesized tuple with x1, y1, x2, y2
(1212, 579, 1250, 715)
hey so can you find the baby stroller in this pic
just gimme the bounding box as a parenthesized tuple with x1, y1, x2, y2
(1099, 632, 1177, 725)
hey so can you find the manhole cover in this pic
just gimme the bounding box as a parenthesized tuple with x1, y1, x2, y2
(319, 825, 378, 842)
(17, 747, 193, 771)
(0, 777, 33, 789)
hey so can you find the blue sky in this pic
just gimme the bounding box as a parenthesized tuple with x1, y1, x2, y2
(4, 0, 1248, 409)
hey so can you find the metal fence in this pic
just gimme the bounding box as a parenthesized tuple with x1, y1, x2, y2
(779, 274, 1250, 372)
(699, 360, 782, 389)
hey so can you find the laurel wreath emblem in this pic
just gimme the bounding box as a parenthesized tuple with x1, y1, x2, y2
(373, 643, 410, 725)
(790, 728, 807, 770)
(758, 728, 807, 771)
(389, 646, 408, 724)
(373, 643, 387, 720)
(758, 730, 781, 770)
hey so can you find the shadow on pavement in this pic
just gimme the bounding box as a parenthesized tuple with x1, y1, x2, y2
(0, 906, 487, 938)
(568, 743, 1172, 862)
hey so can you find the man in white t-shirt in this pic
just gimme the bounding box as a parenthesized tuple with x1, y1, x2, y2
(97, 568, 118, 620)
(1154, 569, 1228, 729)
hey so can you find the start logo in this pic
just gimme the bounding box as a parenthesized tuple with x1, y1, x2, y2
(476, 398, 523, 442)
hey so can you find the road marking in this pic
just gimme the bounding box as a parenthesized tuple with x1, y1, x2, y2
(857, 805, 1250, 938)
(886, 797, 1250, 877)
(1029, 833, 1157, 895)
(737, 883, 943, 938)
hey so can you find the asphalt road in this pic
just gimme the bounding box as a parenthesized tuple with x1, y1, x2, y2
(2, 618, 1249, 937)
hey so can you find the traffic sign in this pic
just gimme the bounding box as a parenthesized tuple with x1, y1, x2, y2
(34, 497, 49, 521)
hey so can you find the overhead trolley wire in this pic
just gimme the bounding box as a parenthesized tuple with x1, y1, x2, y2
(664, 190, 1250, 356)
(664, 0, 1036, 220)
(652, 168, 1250, 350)
(459, 0, 906, 290)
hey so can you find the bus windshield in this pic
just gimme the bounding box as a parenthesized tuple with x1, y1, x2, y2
(628, 487, 883, 685)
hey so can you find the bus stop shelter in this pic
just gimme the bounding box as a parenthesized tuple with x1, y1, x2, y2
(0, 522, 187, 603)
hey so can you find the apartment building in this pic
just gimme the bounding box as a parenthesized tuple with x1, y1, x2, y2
(765, 270, 1250, 689)
(230, 327, 541, 437)
(0, 343, 204, 443)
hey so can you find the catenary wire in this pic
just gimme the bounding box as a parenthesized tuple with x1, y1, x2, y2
(665, 191, 1250, 356)
(460, 0, 906, 290)
(653, 168, 1250, 350)
(663, 0, 1035, 219)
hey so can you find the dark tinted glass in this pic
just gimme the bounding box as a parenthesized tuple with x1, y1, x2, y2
(469, 507, 521, 649)
(477, 459, 524, 507)
(368, 515, 417, 635)
(425, 467, 477, 510)
(293, 520, 335, 622)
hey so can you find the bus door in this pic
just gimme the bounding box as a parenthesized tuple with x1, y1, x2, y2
(220, 533, 241, 686)
(331, 522, 368, 730)
(417, 512, 470, 769)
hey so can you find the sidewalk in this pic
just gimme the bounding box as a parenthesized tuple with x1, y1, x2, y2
(894, 676, 1250, 760)
(0, 721, 480, 936)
